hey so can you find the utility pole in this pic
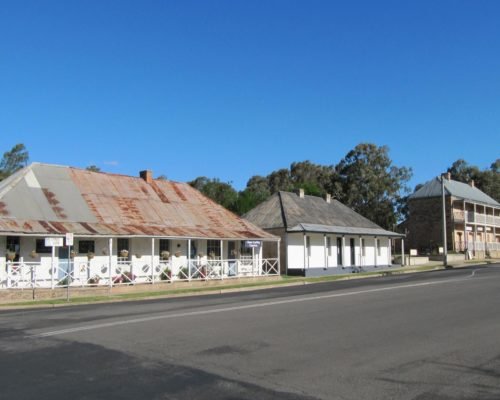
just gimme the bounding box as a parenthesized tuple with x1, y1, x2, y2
(441, 174, 448, 267)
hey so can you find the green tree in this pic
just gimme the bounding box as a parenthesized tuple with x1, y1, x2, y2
(290, 161, 337, 196)
(235, 175, 271, 215)
(0, 143, 29, 181)
(336, 143, 412, 229)
(447, 158, 500, 201)
(188, 177, 239, 212)
(86, 165, 101, 172)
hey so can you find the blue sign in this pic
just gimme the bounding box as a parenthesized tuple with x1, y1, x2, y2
(245, 240, 261, 248)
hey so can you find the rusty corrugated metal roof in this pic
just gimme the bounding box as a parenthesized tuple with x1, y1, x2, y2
(0, 163, 277, 240)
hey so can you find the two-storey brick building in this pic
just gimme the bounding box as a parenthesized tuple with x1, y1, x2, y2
(406, 174, 500, 258)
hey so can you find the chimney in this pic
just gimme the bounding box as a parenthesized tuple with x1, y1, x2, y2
(326, 193, 332, 203)
(140, 170, 153, 184)
(299, 188, 305, 198)
(469, 179, 475, 188)
(447, 172, 451, 180)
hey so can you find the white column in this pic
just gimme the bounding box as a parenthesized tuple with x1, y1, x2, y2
(303, 233, 307, 270)
(259, 244, 263, 276)
(108, 238, 113, 287)
(220, 239, 224, 277)
(388, 238, 392, 266)
(323, 235, 327, 269)
(277, 240, 280, 275)
(188, 239, 191, 281)
(342, 236, 346, 267)
(151, 238, 155, 284)
(401, 239, 405, 266)
(51, 246, 55, 289)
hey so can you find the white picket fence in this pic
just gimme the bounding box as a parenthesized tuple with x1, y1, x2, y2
(1, 257, 279, 289)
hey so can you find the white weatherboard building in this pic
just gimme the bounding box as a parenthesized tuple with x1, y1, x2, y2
(0, 163, 280, 289)
(244, 190, 404, 277)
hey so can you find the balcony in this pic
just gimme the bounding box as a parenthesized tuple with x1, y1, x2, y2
(460, 211, 500, 226)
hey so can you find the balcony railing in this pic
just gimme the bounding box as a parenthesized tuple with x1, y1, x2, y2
(1, 257, 280, 289)
(454, 241, 500, 252)
(460, 211, 500, 226)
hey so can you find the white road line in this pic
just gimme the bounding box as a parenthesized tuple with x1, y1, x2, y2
(28, 270, 481, 339)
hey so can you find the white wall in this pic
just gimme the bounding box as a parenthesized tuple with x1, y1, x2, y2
(287, 233, 306, 270)
(286, 233, 392, 270)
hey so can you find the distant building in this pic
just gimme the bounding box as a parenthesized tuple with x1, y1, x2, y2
(406, 173, 500, 258)
(244, 189, 403, 277)
(0, 163, 279, 289)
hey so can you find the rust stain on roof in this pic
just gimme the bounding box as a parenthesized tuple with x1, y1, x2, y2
(42, 188, 67, 219)
(150, 181, 170, 203)
(38, 221, 58, 234)
(0, 164, 278, 240)
(80, 222, 99, 234)
(171, 182, 188, 201)
(0, 202, 8, 216)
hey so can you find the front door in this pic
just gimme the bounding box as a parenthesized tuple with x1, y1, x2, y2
(350, 238, 355, 266)
(58, 247, 71, 281)
(337, 238, 343, 266)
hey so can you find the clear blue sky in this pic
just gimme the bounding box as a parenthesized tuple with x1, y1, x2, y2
(1, 0, 499, 190)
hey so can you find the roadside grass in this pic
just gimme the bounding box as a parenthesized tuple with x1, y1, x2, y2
(0, 263, 455, 308)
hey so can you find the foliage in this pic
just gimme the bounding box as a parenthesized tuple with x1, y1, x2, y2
(188, 176, 239, 212)
(178, 267, 189, 279)
(446, 158, 499, 202)
(189, 143, 412, 228)
(160, 268, 172, 281)
(336, 143, 412, 229)
(0, 143, 29, 181)
(86, 165, 101, 172)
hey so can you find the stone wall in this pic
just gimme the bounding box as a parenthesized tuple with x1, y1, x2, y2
(407, 196, 454, 253)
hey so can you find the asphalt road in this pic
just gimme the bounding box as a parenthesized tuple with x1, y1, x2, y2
(1, 264, 500, 400)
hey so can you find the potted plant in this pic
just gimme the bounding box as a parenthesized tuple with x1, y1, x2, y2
(160, 250, 170, 260)
(88, 275, 100, 286)
(6, 251, 16, 262)
(178, 267, 189, 279)
(135, 253, 142, 259)
(120, 249, 129, 258)
(122, 270, 135, 284)
(160, 267, 172, 281)
(87, 252, 95, 260)
(30, 250, 38, 259)
(174, 250, 181, 258)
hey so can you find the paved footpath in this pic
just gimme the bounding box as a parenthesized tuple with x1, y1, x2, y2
(1, 264, 499, 400)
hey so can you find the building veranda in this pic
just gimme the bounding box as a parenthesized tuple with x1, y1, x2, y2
(0, 163, 280, 289)
(407, 174, 500, 258)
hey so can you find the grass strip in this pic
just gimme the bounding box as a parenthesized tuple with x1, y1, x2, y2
(0, 264, 451, 308)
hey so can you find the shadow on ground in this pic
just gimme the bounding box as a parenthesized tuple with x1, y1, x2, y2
(0, 337, 319, 400)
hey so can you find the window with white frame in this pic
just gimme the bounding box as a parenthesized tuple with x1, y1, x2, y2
(306, 236, 311, 257)
(361, 238, 366, 257)
(376, 238, 381, 256)
(326, 236, 332, 256)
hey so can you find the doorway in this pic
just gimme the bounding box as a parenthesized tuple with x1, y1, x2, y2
(58, 247, 72, 281)
(337, 237, 343, 266)
(350, 238, 355, 266)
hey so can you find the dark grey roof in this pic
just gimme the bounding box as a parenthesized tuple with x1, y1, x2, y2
(409, 177, 499, 207)
(244, 191, 402, 237)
